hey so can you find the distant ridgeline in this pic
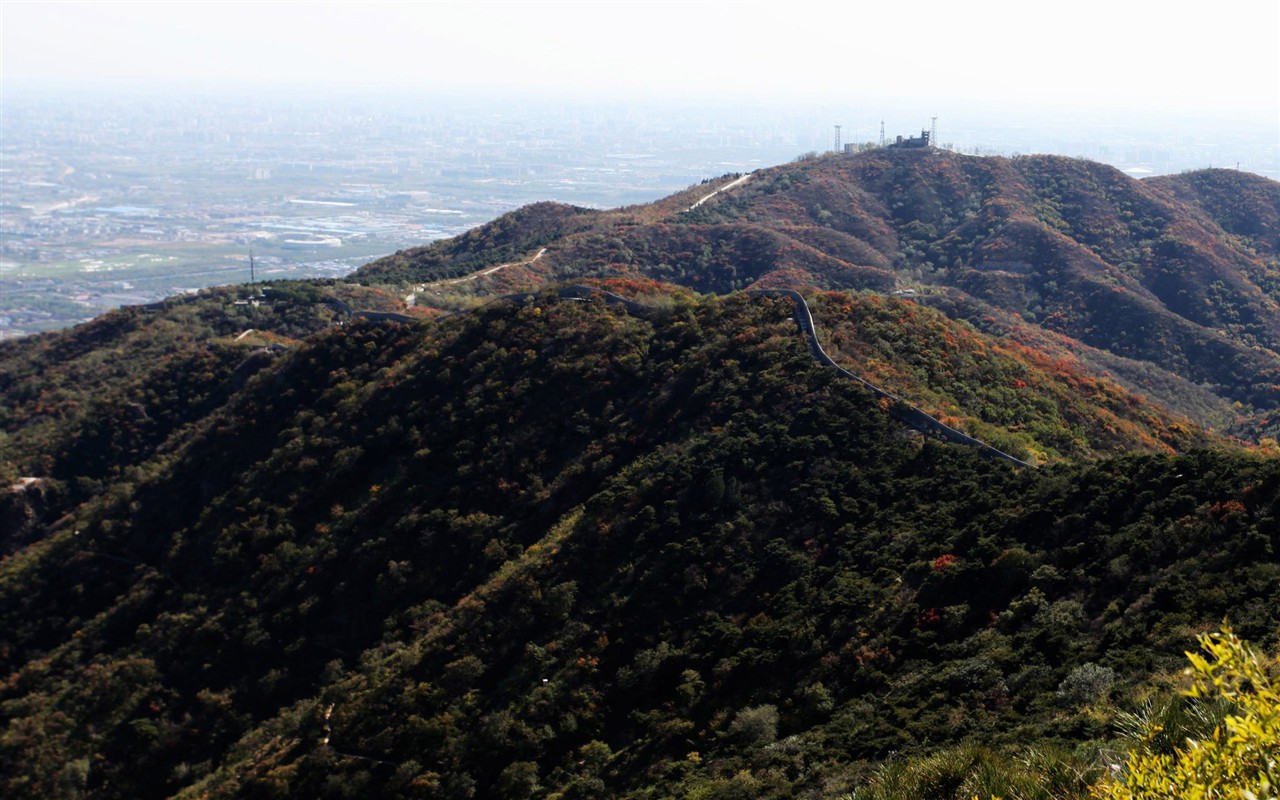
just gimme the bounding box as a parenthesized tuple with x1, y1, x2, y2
(355, 147, 1280, 446)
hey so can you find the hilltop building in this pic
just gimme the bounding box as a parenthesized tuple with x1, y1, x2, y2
(891, 130, 931, 148)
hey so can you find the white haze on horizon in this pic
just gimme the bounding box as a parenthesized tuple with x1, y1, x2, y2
(4, 0, 1278, 124)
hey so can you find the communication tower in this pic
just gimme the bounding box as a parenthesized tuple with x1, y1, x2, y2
(930, 116, 938, 148)
(834, 125, 841, 153)
(879, 120, 886, 148)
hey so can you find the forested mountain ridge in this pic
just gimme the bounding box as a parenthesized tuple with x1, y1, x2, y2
(1, 150, 1278, 799)
(356, 149, 1280, 438)
(2, 293, 1278, 799)
(0, 273, 1229, 547)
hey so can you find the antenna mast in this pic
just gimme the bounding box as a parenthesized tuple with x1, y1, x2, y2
(834, 124, 841, 153)
(879, 119, 886, 148)
(930, 116, 938, 148)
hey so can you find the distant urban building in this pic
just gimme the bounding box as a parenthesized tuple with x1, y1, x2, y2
(253, 167, 272, 180)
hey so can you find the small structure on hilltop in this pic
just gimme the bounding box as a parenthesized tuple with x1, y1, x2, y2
(891, 129, 931, 148)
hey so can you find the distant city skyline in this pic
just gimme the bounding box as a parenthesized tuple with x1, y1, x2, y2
(4, 0, 1278, 122)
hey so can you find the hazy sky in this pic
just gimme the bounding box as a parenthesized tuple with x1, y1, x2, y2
(4, 0, 1278, 120)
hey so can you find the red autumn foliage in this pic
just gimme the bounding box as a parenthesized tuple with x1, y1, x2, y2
(932, 554, 959, 571)
(917, 608, 943, 627)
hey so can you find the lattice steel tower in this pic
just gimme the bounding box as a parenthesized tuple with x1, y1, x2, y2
(834, 125, 841, 153)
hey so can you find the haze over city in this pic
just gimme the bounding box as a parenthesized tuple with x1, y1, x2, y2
(3, 0, 1278, 335)
(7, 0, 1278, 117)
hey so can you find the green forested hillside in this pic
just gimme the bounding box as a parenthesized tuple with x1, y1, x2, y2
(2, 293, 1277, 799)
(806, 292, 1214, 461)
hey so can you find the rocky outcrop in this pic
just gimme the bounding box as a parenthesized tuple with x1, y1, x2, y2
(1, 477, 58, 555)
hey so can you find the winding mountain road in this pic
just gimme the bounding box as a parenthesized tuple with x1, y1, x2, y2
(473, 286, 1030, 466)
(351, 283, 1031, 467)
(749, 289, 1032, 467)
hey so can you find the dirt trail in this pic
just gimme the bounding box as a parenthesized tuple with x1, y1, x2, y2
(408, 248, 548, 306)
(686, 173, 752, 211)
